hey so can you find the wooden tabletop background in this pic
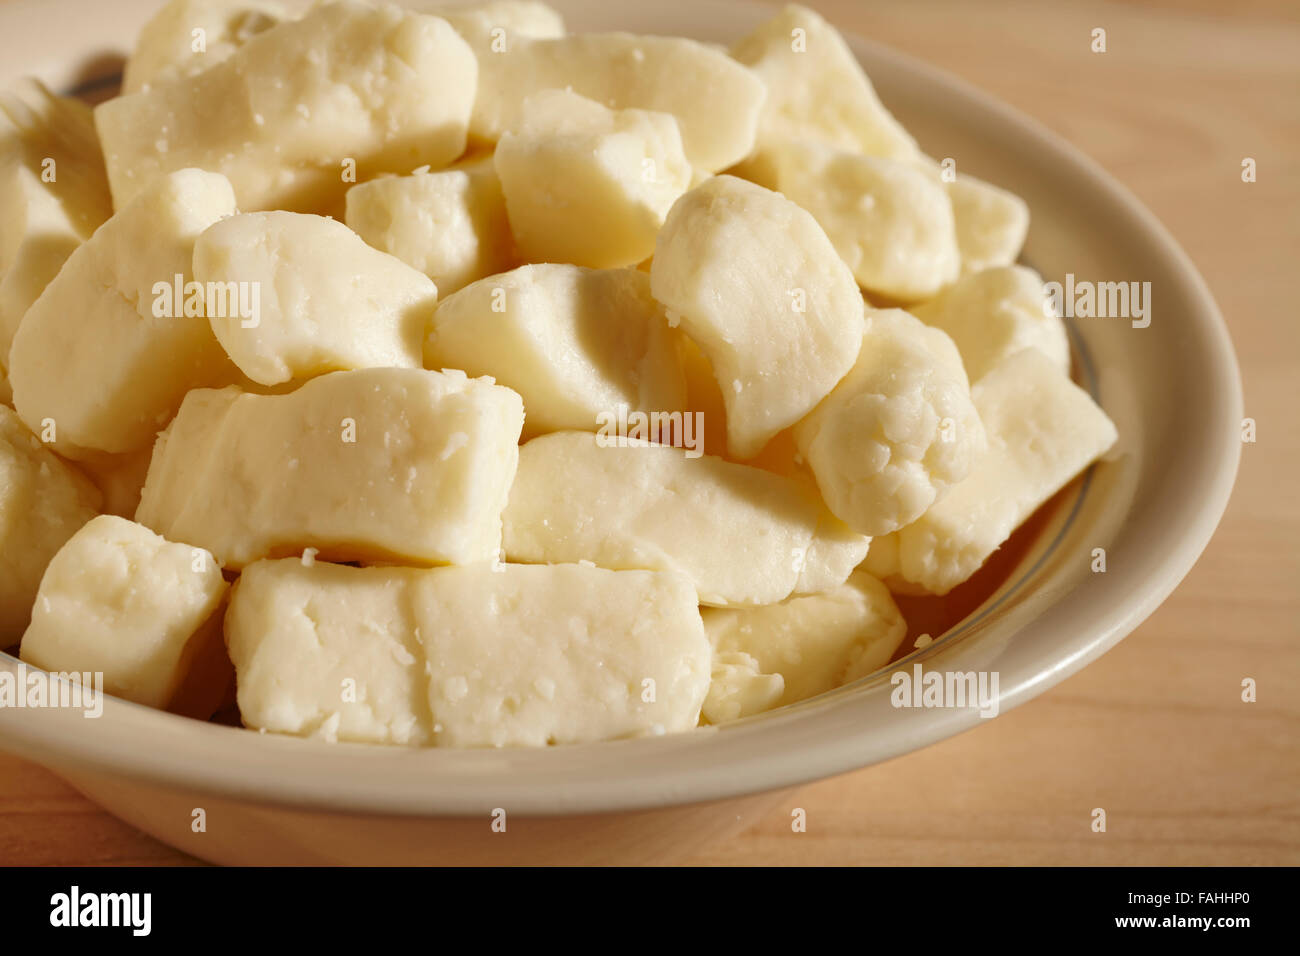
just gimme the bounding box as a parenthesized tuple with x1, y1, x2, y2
(1, 0, 1297, 865)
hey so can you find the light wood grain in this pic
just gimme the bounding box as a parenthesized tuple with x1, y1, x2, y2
(1, 0, 1297, 866)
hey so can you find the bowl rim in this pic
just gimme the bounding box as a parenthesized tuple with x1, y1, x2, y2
(0, 0, 1242, 817)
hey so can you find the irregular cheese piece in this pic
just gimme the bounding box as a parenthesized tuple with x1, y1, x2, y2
(911, 265, 1069, 383)
(121, 0, 284, 94)
(729, 4, 918, 161)
(892, 348, 1118, 594)
(427, 263, 685, 437)
(193, 210, 434, 386)
(95, 2, 477, 212)
(424, 0, 564, 45)
(226, 558, 710, 747)
(494, 89, 691, 268)
(650, 176, 863, 459)
(136, 368, 524, 569)
(503, 430, 869, 607)
(344, 157, 515, 296)
(793, 309, 985, 536)
(759, 143, 960, 301)
(19, 515, 230, 717)
(948, 173, 1030, 273)
(0, 81, 112, 367)
(470, 32, 765, 172)
(8, 168, 239, 458)
(702, 651, 784, 724)
(702, 570, 907, 722)
(0, 406, 102, 643)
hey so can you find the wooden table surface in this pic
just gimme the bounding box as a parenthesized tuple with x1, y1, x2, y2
(2, 0, 1297, 866)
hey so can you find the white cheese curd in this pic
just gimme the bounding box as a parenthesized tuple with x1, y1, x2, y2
(136, 368, 524, 569)
(95, 2, 477, 212)
(794, 309, 986, 537)
(0, 406, 102, 643)
(729, 4, 919, 162)
(702, 570, 907, 723)
(757, 141, 961, 301)
(226, 558, 710, 747)
(911, 264, 1070, 383)
(503, 430, 869, 608)
(193, 210, 434, 386)
(344, 157, 516, 296)
(121, 0, 284, 94)
(19, 515, 230, 718)
(651, 175, 864, 460)
(495, 89, 692, 268)
(889, 348, 1118, 594)
(8, 168, 239, 459)
(427, 263, 685, 438)
(468, 31, 765, 172)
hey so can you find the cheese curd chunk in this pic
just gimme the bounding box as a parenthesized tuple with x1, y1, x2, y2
(650, 176, 863, 460)
(948, 173, 1030, 273)
(891, 348, 1118, 595)
(762, 143, 960, 301)
(95, 2, 478, 213)
(425, 0, 564, 45)
(911, 265, 1069, 383)
(0, 406, 102, 643)
(344, 158, 514, 296)
(135, 368, 524, 569)
(702, 570, 907, 723)
(0, 82, 112, 368)
(730, 4, 918, 161)
(426, 264, 686, 437)
(794, 309, 985, 537)
(494, 90, 691, 269)
(8, 168, 239, 459)
(19, 515, 230, 718)
(503, 431, 869, 607)
(226, 559, 710, 747)
(121, 0, 284, 94)
(193, 210, 434, 386)
(471, 32, 764, 172)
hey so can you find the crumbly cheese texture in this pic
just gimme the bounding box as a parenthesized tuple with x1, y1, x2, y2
(193, 210, 434, 386)
(756, 143, 960, 301)
(794, 309, 986, 537)
(95, 1, 477, 212)
(503, 430, 869, 607)
(426, 263, 685, 438)
(468, 31, 764, 172)
(0, 406, 102, 643)
(135, 368, 524, 569)
(650, 176, 864, 460)
(495, 89, 693, 269)
(225, 558, 710, 748)
(8, 167, 239, 458)
(702, 570, 907, 723)
(890, 348, 1118, 594)
(0, 82, 112, 372)
(729, 4, 918, 161)
(19, 515, 230, 717)
(344, 157, 515, 296)
(121, 0, 284, 94)
(911, 265, 1069, 383)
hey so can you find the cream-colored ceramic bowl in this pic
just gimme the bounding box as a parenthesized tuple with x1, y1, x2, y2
(0, 0, 1241, 864)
